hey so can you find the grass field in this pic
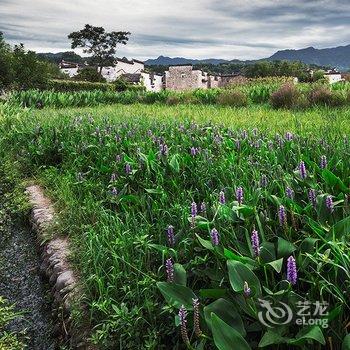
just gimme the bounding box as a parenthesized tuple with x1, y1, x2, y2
(1, 102, 350, 349)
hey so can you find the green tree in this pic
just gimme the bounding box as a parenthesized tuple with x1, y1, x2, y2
(74, 67, 106, 82)
(68, 24, 130, 75)
(0, 32, 13, 90)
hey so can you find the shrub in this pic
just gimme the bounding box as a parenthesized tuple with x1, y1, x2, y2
(270, 83, 300, 109)
(74, 67, 106, 83)
(216, 90, 248, 107)
(48, 79, 114, 92)
(166, 95, 181, 105)
(308, 86, 346, 107)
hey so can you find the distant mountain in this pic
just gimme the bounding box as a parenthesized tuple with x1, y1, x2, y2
(267, 44, 350, 70)
(144, 55, 230, 66)
(37, 51, 85, 64)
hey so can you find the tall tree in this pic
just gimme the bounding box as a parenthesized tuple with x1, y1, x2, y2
(68, 24, 130, 75)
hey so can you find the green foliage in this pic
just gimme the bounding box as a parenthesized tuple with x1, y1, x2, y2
(74, 67, 106, 82)
(48, 79, 114, 92)
(1, 102, 349, 348)
(216, 90, 248, 107)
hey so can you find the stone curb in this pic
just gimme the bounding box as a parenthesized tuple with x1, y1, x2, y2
(26, 185, 95, 349)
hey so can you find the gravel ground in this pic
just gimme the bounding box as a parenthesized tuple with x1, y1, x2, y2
(0, 204, 57, 350)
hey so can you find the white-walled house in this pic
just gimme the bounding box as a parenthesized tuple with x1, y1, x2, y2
(101, 57, 145, 82)
(324, 70, 343, 84)
(59, 60, 81, 78)
(121, 72, 163, 92)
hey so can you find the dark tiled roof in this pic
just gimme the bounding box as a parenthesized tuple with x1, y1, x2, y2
(116, 57, 144, 65)
(121, 73, 142, 83)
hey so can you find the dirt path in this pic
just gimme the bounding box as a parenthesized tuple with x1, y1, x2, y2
(0, 204, 56, 349)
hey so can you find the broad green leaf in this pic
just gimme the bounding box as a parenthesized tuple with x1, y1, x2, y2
(196, 233, 214, 251)
(332, 215, 350, 239)
(174, 263, 186, 286)
(300, 237, 318, 253)
(342, 334, 350, 350)
(288, 326, 325, 346)
(259, 330, 286, 347)
(227, 260, 261, 296)
(322, 169, 349, 193)
(157, 282, 196, 309)
(260, 242, 276, 263)
(169, 154, 180, 172)
(204, 298, 245, 336)
(277, 237, 296, 258)
(199, 289, 226, 299)
(211, 313, 251, 350)
(267, 258, 284, 273)
(145, 188, 164, 195)
(224, 249, 256, 268)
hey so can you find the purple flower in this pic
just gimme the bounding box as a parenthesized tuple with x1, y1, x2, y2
(299, 161, 307, 180)
(125, 163, 132, 175)
(219, 191, 226, 204)
(326, 195, 334, 213)
(166, 225, 175, 247)
(210, 228, 220, 246)
(111, 187, 118, 196)
(110, 173, 117, 182)
(285, 187, 294, 199)
(178, 306, 190, 345)
(308, 189, 317, 208)
(165, 258, 174, 283)
(115, 154, 122, 162)
(278, 205, 287, 227)
(191, 202, 197, 217)
(190, 147, 198, 157)
(243, 281, 251, 297)
(285, 132, 293, 141)
(235, 139, 241, 150)
(159, 143, 168, 156)
(320, 155, 327, 169)
(251, 230, 260, 257)
(241, 130, 248, 139)
(192, 298, 202, 337)
(260, 175, 268, 188)
(287, 256, 297, 285)
(236, 187, 244, 205)
(200, 202, 206, 213)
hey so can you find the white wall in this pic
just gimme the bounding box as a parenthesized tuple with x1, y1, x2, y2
(325, 74, 342, 84)
(101, 60, 145, 82)
(60, 67, 79, 78)
(141, 73, 163, 92)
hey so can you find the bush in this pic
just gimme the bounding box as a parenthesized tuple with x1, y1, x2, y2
(74, 67, 106, 83)
(47, 79, 114, 92)
(270, 83, 300, 109)
(308, 86, 346, 107)
(216, 90, 248, 107)
(166, 95, 181, 105)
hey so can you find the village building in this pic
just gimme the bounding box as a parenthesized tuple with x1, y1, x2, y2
(58, 60, 84, 78)
(164, 65, 209, 91)
(324, 69, 343, 84)
(101, 57, 145, 82)
(122, 72, 163, 92)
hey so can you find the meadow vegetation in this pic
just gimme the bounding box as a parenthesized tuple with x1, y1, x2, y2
(0, 101, 349, 349)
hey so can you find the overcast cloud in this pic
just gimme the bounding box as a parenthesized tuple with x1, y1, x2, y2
(0, 0, 349, 60)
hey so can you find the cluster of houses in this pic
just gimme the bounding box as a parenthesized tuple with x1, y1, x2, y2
(59, 58, 345, 92)
(59, 57, 243, 92)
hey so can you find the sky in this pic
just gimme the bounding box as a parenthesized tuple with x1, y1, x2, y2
(0, 0, 349, 60)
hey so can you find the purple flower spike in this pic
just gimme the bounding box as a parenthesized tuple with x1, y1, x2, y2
(285, 132, 293, 141)
(178, 306, 190, 345)
(308, 189, 317, 208)
(115, 154, 121, 162)
(326, 195, 334, 213)
(236, 187, 244, 205)
(251, 230, 260, 257)
(159, 143, 168, 156)
(286, 187, 294, 199)
(165, 258, 174, 283)
(190, 147, 198, 157)
(210, 228, 220, 246)
(299, 161, 307, 180)
(243, 281, 251, 297)
(219, 191, 226, 205)
(287, 256, 297, 285)
(125, 163, 132, 175)
(111, 187, 118, 196)
(260, 175, 268, 188)
(191, 202, 197, 217)
(200, 202, 206, 213)
(192, 298, 202, 337)
(320, 155, 327, 169)
(167, 225, 175, 247)
(278, 205, 287, 227)
(110, 173, 117, 182)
